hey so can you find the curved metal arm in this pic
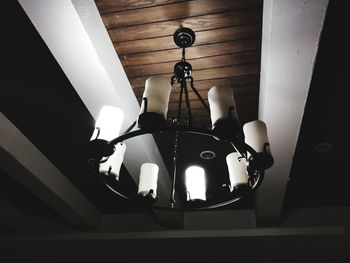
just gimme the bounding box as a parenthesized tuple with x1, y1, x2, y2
(109, 124, 217, 146)
(98, 172, 131, 200)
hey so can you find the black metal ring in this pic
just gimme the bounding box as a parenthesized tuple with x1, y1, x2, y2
(100, 124, 263, 211)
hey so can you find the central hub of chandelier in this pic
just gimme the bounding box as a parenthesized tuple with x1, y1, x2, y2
(89, 28, 273, 211)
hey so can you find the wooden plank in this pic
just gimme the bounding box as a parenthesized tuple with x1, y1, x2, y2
(96, 0, 186, 14)
(167, 95, 257, 111)
(188, 110, 258, 126)
(121, 38, 260, 67)
(109, 9, 262, 42)
(166, 102, 258, 123)
(133, 75, 260, 97)
(137, 90, 258, 105)
(102, 0, 262, 28)
(115, 24, 261, 55)
(125, 51, 260, 77)
(129, 63, 260, 88)
(134, 84, 259, 100)
(169, 85, 259, 102)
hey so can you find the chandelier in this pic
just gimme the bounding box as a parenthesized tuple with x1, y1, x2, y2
(89, 28, 273, 210)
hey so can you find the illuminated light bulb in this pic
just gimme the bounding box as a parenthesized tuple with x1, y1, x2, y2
(90, 106, 124, 141)
(137, 163, 159, 198)
(185, 165, 206, 201)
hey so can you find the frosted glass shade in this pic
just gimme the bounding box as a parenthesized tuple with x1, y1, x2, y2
(139, 76, 172, 118)
(243, 120, 271, 154)
(185, 166, 206, 201)
(208, 86, 238, 126)
(137, 163, 159, 198)
(99, 142, 126, 179)
(226, 152, 249, 191)
(90, 106, 124, 141)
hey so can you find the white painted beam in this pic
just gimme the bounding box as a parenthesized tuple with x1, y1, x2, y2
(257, 0, 329, 224)
(18, 0, 171, 204)
(0, 113, 101, 229)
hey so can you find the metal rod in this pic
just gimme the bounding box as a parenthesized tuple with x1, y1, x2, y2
(98, 172, 130, 200)
(178, 84, 184, 121)
(94, 127, 101, 140)
(171, 75, 176, 86)
(142, 97, 148, 113)
(109, 124, 217, 146)
(183, 80, 192, 125)
(189, 76, 210, 113)
(122, 121, 136, 134)
(170, 130, 180, 207)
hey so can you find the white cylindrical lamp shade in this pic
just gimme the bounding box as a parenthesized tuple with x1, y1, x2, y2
(137, 163, 159, 198)
(185, 166, 206, 201)
(139, 76, 172, 118)
(208, 86, 238, 126)
(90, 106, 124, 141)
(226, 152, 249, 191)
(99, 142, 126, 179)
(243, 120, 271, 154)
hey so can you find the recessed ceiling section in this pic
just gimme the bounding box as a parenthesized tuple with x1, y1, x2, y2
(96, 0, 263, 127)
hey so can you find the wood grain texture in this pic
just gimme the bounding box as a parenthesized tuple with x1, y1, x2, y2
(95, 0, 263, 126)
(102, 0, 262, 28)
(96, 0, 186, 14)
(129, 63, 260, 88)
(108, 9, 262, 42)
(116, 24, 261, 55)
(120, 38, 260, 66)
(125, 51, 260, 77)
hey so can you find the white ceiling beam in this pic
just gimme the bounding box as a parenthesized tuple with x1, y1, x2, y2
(0, 113, 101, 229)
(256, 0, 329, 224)
(18, 0, 172, 204)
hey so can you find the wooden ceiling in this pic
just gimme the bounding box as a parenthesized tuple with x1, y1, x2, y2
(96, 0, 263, 126)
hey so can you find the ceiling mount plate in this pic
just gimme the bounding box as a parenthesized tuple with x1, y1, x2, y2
(173, 27, 196, 48)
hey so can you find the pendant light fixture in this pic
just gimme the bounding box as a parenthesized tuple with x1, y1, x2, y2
(89, 28, 273, 211)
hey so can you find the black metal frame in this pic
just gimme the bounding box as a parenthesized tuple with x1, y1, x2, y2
(89, 28, 273, 211)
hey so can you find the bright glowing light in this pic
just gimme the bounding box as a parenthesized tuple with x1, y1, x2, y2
(185, 165, 206, 201)
(138, 163, 159, 198)
(90, 106, 124, 141)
